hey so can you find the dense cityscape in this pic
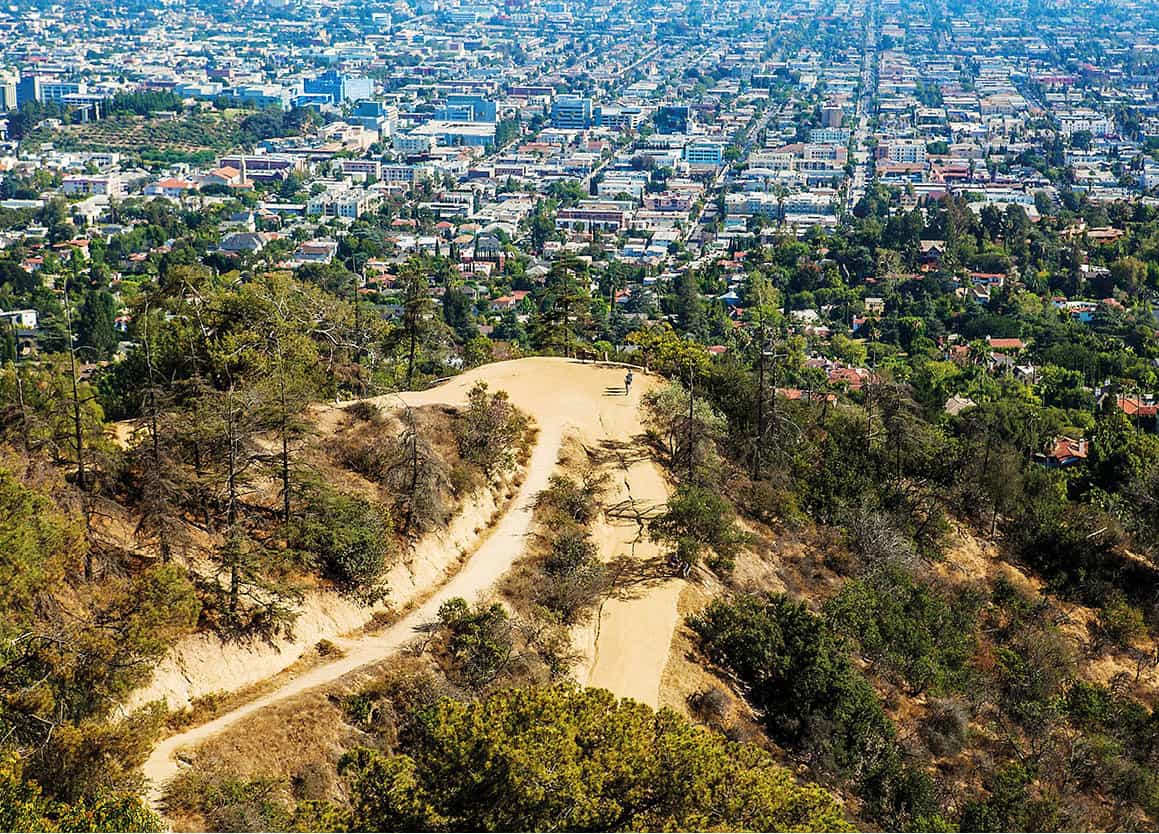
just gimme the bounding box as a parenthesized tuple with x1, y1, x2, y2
(2, 0, 1159, 831)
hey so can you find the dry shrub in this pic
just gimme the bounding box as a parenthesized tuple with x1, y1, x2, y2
(920, 698, 971, 758)
(291, 760, 336, 802)
(502, 471, 611, 626)
(688, 686, 732, 730)
(344, 400, 383, 424)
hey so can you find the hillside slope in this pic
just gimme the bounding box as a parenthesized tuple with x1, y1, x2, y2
(143, 357, 678, 804)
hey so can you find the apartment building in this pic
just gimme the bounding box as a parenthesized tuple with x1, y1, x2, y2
(394, 132, 435, 153)
(598, 172, 650, 199)
(643, 191, 694, 212)
(382, 163, 431, 184)
(340, 159, 382, 180)
(879, 140, 928, 164)
(306, 181, 380, 218)
(1057, 108, 1112, 138)
(810, 127, 851, 144)
(821, 103, 844, 127)
(0, 72, 16, 111)
(556, 199, 631, 231)
(725, 190, 835, 218)
(61, 173, 123, 197)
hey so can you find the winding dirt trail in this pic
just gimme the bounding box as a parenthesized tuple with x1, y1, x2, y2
(142, 357, 679, 804)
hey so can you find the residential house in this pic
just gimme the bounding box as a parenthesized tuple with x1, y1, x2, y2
(1035, 436, 1089, 468)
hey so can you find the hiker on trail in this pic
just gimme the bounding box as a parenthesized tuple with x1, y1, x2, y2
(625, 370, 634, 395)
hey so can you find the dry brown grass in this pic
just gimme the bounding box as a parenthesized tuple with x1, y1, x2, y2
(163, 640, 346, 734)
(162, 655, 433, 829)
(931, 526, 1159, 701)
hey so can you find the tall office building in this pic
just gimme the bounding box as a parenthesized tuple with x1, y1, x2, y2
(684, 139, 724, 166)
(551, 95, 592, 129)
(0, 72, 17, 112)
(38, 80, 86, 104)
(442, 93, 497, 122)
(15, 74, 39, 106)
(304, 70, 373, 105)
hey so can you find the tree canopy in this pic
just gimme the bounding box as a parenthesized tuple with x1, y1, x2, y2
(338, 686, 851, 832)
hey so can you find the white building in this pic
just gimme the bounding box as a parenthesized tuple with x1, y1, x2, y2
(1057, 108, 1112, 138)
(882, 140, 927, 164)
(0, 309, 38, 329)
(0, 72, 17, 112)
(340, 159, 382, 180)
(291, 238, 339, 264)
(61, 174, 123, 197)
(393, 132, 435, 153)
(809, 127, 851, 144)
(306, 181, 380, 218)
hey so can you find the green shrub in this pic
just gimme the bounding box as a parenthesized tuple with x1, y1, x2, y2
(535, 472, 606, 524)
(824, 567, 980, 695)
(454, 382, 529, 475)
(690, 594, 942, 829)
(538, 525, 609, 624)
(291, 486, 392, 603)
(165, 769, 291, 833)
(432, 598, 516, 691)
(1097, 595, 1147, 647)
(649, 485, 749, 574)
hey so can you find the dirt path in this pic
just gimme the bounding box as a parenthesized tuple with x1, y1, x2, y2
(570, 423, 681, 708)
(142, 358, 679, 802)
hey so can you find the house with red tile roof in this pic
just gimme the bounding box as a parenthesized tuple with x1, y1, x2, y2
(489, 290, 530, 311)
(144, 178, 197, 198)
(198, 166, 243, 187)
(828, 366, 867, 390)
(1036, 436, 1088, 468)
(1116, 395, 1159, 418)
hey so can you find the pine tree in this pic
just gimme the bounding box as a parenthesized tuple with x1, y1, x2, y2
(77, 290, 118, 360)
(397, 263, 434, 388)
(531, 256, 590, 357)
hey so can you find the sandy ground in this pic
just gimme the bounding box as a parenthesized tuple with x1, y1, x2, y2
(142, 357, 680, 803)
(126, 479, 509, 712)
(570, 428, 680, 707)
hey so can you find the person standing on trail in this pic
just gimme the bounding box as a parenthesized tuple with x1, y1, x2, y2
(625, 370, 633, 395)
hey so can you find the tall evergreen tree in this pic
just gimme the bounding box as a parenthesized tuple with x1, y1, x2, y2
(77, 290, 118, 361)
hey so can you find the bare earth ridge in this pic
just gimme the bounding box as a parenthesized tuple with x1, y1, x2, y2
(142, 357, 678, 806)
